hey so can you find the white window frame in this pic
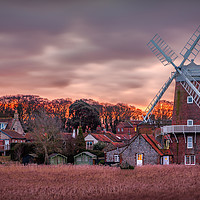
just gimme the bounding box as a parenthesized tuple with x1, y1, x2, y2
(114, 155, 119, 163)
(86, 141, 93, 150)
(187, 96, 193, 104)
(185, 155, 195, 165)
(187, 136, 193, 149)
(187, 119, 193, 126)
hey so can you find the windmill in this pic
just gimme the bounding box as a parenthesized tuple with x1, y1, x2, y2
(143, 26, 200, 125)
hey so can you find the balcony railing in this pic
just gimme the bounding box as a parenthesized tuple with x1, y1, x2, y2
(161, 125, 200, 134)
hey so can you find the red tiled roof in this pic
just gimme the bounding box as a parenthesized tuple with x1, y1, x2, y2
(104, 132, 119, 142)
(0, 130, 26, 139)
(115, 134, 134, 141)
(111, 142, 126, 148)
(142, 134, 163, 156)
(91, 134, 111, 142)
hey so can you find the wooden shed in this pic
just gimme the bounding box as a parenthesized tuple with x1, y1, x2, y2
(49, 153, 67, 165)
(74, 151, 97, 165)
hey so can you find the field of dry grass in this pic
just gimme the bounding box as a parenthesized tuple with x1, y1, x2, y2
(0, 164, 199, 200)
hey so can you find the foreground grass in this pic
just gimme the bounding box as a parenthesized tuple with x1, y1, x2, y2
(0, 164, 199, 200)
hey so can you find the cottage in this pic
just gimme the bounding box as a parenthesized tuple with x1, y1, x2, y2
(105, 145, 126, 165)
(0, 130, 26, 155)
(0, 110, 25, 135)
(120, 134, 172, 167)
(116, 120, 142, 134)
(49, 153, 67, 165)
(84, 133, 111, 150)
(74, 151, 97, 165)
(84, 132, 133, 150)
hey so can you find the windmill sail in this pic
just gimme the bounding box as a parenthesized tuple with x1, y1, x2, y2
(180, 26, 200, 63)
(144, 26, 200, 123)
(147, 34, 178, 66)
(143, 72, 176, 122)
(179, 69, 200, 108)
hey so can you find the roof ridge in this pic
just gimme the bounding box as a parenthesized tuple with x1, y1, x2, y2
(119, 133, 139, 154)
(143, 134, 163, 156)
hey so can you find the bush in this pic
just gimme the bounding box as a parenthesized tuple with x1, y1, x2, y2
(120, 161, 134, 170)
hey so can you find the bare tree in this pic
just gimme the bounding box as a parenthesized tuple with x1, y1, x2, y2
(30, 110, 62, 164)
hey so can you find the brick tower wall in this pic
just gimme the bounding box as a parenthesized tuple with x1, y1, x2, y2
(172, 82, 200, 125)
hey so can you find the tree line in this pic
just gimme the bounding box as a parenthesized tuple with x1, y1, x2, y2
(0, 95, 173, 133)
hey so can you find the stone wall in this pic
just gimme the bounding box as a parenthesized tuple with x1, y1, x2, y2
(105, 147, 126, 163)
(121, 135, 160, 166)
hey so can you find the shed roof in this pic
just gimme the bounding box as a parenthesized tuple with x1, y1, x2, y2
(74, 151, 97, 159)
(49, 153, 67, 159)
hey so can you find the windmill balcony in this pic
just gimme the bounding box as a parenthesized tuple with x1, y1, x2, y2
(161, 125, 200, 134)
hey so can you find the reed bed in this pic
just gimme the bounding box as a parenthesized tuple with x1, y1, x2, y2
(0, 164, 199, 200)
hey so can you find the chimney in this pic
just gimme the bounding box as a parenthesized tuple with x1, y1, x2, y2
(14, 110, 19, 120)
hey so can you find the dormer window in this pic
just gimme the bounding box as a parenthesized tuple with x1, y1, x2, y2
(187, 96, 193, 104)
(187, 119, 193, 126)
(0, 123, 5, 130)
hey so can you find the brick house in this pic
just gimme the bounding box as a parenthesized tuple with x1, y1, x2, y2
(118, 134, 172, 167)
(0, 110, 25, 135)
(84, 131, 134, 150)
(0, 130, 26, 155)
(116, 120, 142, 134)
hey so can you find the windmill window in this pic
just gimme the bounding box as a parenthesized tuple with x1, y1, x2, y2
(187, 96, 193, 104)
(187, 136, 193, 149)
(187, 119, 193, 126)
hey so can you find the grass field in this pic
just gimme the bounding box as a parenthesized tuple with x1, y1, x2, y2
(0, 164, 199, 200)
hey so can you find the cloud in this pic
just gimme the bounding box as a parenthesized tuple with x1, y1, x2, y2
(0, 0, 200, 108)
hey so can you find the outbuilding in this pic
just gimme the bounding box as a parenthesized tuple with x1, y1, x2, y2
(74, 151, 97, 165)
(49, 153, 67, 165)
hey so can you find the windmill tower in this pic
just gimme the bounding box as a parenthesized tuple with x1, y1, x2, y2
(143, 26, 200, 165)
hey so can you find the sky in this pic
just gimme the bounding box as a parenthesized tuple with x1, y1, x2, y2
(0, 0, 200, 109)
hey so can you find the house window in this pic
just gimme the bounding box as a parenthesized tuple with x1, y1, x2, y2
(118, 128, 120, 132)
(0, 123, 5, 130)
(187, 136, 193, 149)
(187, 119, 193, 126)
(164, 139, 170, 149)
(185, 155, 195, 165)
(121, 128, 123, 132)
(187, 96, 193, 104)
(135, 127, 137, 132)
(86, 141, 93, 150)
(114, 155, 119, 162)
